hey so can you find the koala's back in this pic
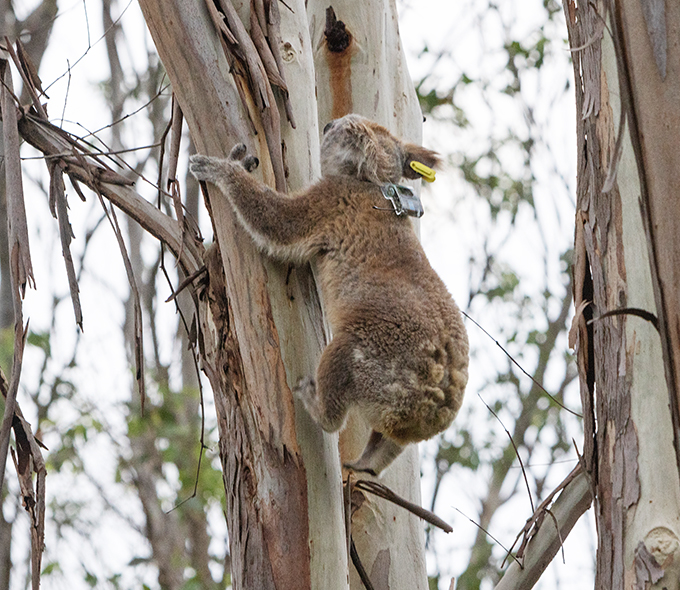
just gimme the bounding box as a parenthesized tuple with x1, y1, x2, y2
(311, 176, 469, 444)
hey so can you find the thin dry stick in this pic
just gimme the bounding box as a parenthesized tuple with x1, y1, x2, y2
(344, 473, 352, 559)
(354, 479, 453, 533)
(452, 506, 524, 569)
(501, 464, 581, 568)
(350, 537, 376, 590)
(160, 251, 209, 513)
(49, 163, 84, 329)
(16, 39, 46, 98)
(4, 38, 47, 119)
(461, 310, 582, 418)
(478, 394, 535, 513)
(8, 396, 46, 590)
(95, 193, 146, 411)
(165, 266, 207, 303)
(166, 96, 184, 190)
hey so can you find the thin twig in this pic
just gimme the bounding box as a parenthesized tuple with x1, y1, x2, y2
(462, 311, 582, 418)
(350, 537, 376, 590)
(95, 192, 146, 412)
(478, 394, 535, 513)
(501, 464, 581, 568)
(165, 266, 207, 303)
(344, 472, 352, 559)
(4, 37, 48, 119)
(453, 506, 524, 569)
(354, 479, 453, 533)
(588, 307, 659, 330)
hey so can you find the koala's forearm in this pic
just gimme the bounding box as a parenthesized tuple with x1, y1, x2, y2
(212, 163, 327, 262)
(190, 151, 326, 261)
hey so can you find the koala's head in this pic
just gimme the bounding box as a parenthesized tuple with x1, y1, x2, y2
(320, 114, 440, 184)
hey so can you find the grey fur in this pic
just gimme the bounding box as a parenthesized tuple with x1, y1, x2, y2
(190, 114, 469, 475)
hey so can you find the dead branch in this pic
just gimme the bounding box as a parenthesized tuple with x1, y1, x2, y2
(354, 479, 453, 533)
(48, 161, 84, 329)
(503, 465, 581, 567)
(97, 195, 147, 411)
(350, 537, 376, 590)
(17, 112, 204, 274)
(8, 397, 46, 590)
(1, 59, 35, 296)
(494, 466, 593, 590)
(4, 39, 47, 119)
(0, 57, 35, 500)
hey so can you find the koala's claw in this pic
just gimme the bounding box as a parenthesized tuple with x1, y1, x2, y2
(243, 155, 259, 172)
(189, 154, 218, 182)
(229, 143, 247, 160)
(228, 144, 259, 173)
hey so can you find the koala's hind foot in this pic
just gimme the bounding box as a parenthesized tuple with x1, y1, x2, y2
(189, 144, 259, 184)
(344, 430, 404, 476)
(294, 332, 360, 432)
(293, 377, 326, 427)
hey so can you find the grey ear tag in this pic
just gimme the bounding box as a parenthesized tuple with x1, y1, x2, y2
(380, 184, 424, 218)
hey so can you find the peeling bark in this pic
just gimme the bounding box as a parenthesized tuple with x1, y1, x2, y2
(564, 0, 680, 587)
(138, 1, 348, 588)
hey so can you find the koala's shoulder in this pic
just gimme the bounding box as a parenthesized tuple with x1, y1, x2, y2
(309, 175, 385, 215)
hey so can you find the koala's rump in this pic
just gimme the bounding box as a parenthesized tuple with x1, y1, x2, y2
(315, 199, 469, 444)
(342, 298, 468, 445)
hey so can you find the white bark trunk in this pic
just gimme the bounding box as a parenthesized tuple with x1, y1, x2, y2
(258, 1, 350, 586)
(601, 8, 680, 587)
(308, 2, 428, 588)
(565, 0, 680, 586)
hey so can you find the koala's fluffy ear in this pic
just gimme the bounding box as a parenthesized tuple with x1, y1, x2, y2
(402, 143, 441, 180)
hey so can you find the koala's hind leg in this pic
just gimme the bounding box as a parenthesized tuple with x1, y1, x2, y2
(294, 332, 358, 433)
(344, 430, 404, 476)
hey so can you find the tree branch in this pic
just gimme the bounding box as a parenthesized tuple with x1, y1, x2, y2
(494, 467, 592, 590)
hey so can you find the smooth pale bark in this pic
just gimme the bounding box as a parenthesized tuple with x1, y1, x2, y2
(308, 1, 429, 588)
(604, 2, 680, 586)
(564, 0, 680, 587)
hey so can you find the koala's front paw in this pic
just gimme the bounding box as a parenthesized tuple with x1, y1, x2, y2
(228, 143, 259, 173)
(189, 154, 225, 184)
(189, 147, 259, 184)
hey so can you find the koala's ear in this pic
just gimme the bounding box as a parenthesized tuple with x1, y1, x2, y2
(402, 143, 441, 180)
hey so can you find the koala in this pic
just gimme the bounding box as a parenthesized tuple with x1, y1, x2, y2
(190, 114, 469, 475)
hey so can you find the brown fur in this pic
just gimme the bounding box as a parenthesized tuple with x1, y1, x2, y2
(190, 114, 468, 475)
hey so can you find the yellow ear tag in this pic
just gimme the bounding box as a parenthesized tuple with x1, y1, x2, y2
(410, 161, 436, 183)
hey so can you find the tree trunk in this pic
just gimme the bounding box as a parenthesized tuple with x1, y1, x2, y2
(135, 0, 430, 587)
(308, 2, 428, 588)
(564, 0, 680, 587)
(139, 1, 345, 587)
